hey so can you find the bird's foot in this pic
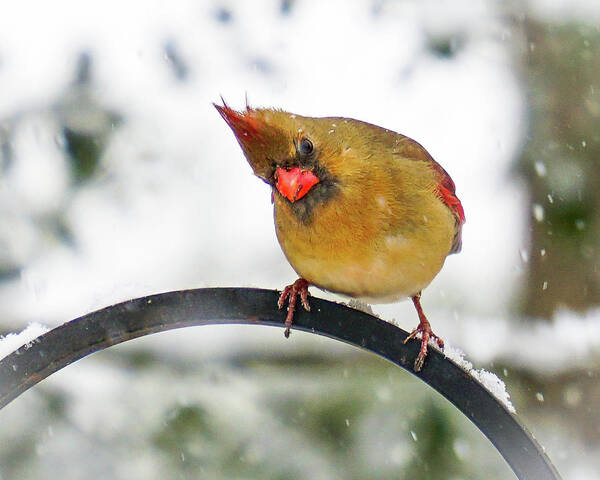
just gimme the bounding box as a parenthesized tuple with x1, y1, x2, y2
(403, 321, 444, 372)
(403, 294, 444, 372)
(278, 278, 311, 338)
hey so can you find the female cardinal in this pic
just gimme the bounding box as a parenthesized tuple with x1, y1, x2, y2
(215, 101, 465, 371)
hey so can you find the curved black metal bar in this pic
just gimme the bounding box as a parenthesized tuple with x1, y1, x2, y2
(0, 288, 561, 480)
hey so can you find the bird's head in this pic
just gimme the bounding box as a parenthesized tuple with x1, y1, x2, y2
(215, 100, 346, 204)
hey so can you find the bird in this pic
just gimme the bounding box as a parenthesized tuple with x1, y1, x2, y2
(215, 100, 465, 371)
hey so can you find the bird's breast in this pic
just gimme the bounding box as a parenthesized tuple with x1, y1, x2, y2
(273, 188, 456, 301)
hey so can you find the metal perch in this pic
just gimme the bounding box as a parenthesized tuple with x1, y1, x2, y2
(0, 287, 561, 480)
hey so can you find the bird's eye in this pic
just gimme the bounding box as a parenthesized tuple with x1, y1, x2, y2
(298, 138, 313, 156)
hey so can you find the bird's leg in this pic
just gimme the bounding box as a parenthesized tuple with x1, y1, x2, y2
(278, 278, 311, 338)
(403, 292, 444, 372)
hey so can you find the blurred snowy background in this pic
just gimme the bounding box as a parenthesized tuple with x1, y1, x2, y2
(1, 0, 599, 479)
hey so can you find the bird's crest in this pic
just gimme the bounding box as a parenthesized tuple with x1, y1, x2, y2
(214, 98, 265, 144)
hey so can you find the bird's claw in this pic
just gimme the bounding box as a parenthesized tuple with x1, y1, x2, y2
(403, 294, 444, 372)
(278, 278, 310, 338)
(403, 321, 444, 372)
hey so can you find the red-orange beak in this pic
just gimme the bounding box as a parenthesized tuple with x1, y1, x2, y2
(275, 167, 319, 202)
